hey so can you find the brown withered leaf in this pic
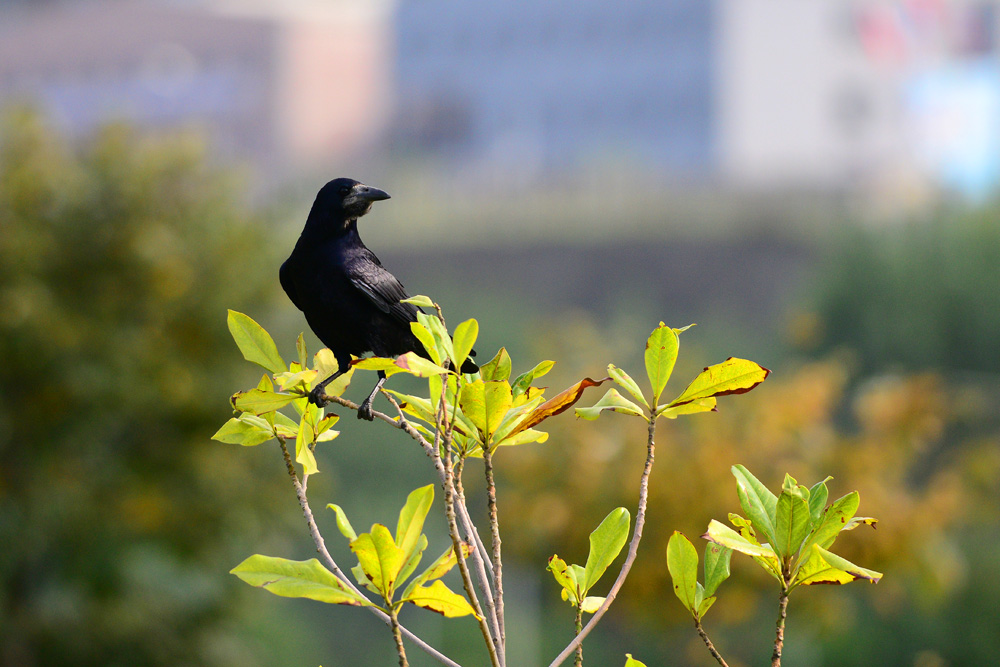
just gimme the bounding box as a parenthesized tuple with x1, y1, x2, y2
(507, 376, 611, 437)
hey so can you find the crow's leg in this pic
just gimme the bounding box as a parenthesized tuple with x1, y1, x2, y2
(308, 369, 344, 407)
(357, 370, 387, 421)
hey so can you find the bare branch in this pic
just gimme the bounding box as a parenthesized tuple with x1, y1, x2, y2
(547, 417, 658, 667)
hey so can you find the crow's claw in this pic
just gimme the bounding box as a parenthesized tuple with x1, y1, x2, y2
(308, 385, 328, 407)
(357, 399, 375, 421)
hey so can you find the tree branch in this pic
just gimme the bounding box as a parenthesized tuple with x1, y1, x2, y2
(695, 619, 730, 667)
(772, 582, 789, 667)
(482, 446, 506, 657)
(275, 437, 461, 667)
(547, 417, 658, 667)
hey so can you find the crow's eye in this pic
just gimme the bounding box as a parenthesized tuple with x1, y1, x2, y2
(339, 186, 350, 196)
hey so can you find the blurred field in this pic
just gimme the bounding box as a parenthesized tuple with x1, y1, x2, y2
(2, 110, 1000, 666)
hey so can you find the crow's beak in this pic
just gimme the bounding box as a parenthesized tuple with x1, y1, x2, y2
(357, 185, 390, 202)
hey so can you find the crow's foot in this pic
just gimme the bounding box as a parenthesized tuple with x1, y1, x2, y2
(357, 398, 375, 421)
(308, 385, 329, 407)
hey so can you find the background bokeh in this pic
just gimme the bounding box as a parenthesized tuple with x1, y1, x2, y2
(2, 1, 999, 665)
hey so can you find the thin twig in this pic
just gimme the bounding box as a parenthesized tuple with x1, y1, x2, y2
(772, 582, 789, 667)
(547, 417, 658, 667)
(454, 464, 495, 577)
(275, 437, 461, 667)
(377, 391, 502, 656)
(695, 619, 730, 667)
(574, 607, 584, 667)
(482, 446, 506, 656)
(389, 608, 409, 667)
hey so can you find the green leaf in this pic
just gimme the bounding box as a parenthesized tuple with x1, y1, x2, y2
(655, 397, 717, 419)
(575, 387, 645, 420)
(583, 508, 630, 593)
(608, 364, 649, 408)
(274, 368, 318, 392)
(401, 294, 436, 309)
(396, 485, 434, 563)
(625, 655, 648, 667)
(644, 323, 679, 404)
(666, 531, 699, 613)
(452, 319, 478, 370)
(703, 520, 779, 562)
(417, 311, 456, 368)
(231, 389, 297, 415)
(580, 596, 605, 614)
(212, 416, 273, 447)
(490, 428, 549, 449)
(410, 321, 442, 365)
(296, 333, 308, 369)
(401, 579, 479, 618)
(230, 555, 368, 606)
(668, 357, 770, 408)
(459, 380, 512, 444)
(808, 477, 832, 527)
(844, 516, 878, 531)
(327, 504, 358, 541)
(480, 348, 512, 382)
(731, 465, 778, 548)
(511, 360, 555, 397)
(351, 524, 405, 601)
(227, 310, 286, 374)
(696, 595, 717, 618)
(803, 491, 860, 552)
(806, 545, 882, 585)
(774, 482, 812, 559)
(703, 543, 732, 597)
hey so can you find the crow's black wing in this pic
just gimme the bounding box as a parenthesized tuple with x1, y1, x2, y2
(279, 259, 304, 311)
(346, 253, 419, 325)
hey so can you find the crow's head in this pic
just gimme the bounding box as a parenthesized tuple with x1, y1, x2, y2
(315, 177, 391, 220)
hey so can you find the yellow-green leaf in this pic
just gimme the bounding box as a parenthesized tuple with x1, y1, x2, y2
(230, 555, 368, 606)
(396, 485, 434, 562)
(480, 348, 512, 382)
(580, 596, 605, 614)
(576, 387, 645, 421)
(313, 349, 354, 396)
(351, 524, 405, 600)
(401, 543, 471, 600)
(452, 319, 478, 370)
(547, 555, 581, 605)
(608, 364, 649, 408)
(227, 310, 286, 374)
(644, 323, 679, 404)
(703, 520, 778, 561)
(655, 397, 717, 419)
(394, 352, 451, 377)
(401, 294, 436, 309)
(402, 579, 479, 618)
(212, 416, 273, 447)
(459, 380, 512, 443)
(583, 508, 630, 593)
(511, 360, 555, 397)
(666, 532, 699, 613)
(231, 389, 297, 415)
(327, 504, 358, 541)
(410, 321, 442, 365)
(625, 654, 648, 667)
(296, 333, 308, 369)
(667, 357, 770, 408)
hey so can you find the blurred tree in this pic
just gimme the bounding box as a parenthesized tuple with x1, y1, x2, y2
(0, 108, 294, 666)
(808, 211, 1000, 374)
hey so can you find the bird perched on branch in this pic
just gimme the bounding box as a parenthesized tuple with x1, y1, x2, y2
(280, 177, 477, 420)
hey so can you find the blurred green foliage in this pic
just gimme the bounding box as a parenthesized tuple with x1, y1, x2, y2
(811, 210, 1000, 374)
(0, 108, 295, 665)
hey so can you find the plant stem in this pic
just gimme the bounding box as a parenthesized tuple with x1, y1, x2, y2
(482, 445, 506, 658)
(574, 607, 584, 667)
(547, 417, 658, 667)
(695, 619, 730, 667)
(772, 583, 789, 667)
(439, 439, 503, 667)
(389, 607, 409, 667)
(275, 437, 461, 667)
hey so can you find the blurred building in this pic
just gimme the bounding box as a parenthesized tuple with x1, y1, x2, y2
(2, 0, 998, 197)
(0, 0, 393, 169)
(391, 0, 715, 175)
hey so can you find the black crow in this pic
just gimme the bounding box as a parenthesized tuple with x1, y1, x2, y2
(280, 177, 477, 420)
